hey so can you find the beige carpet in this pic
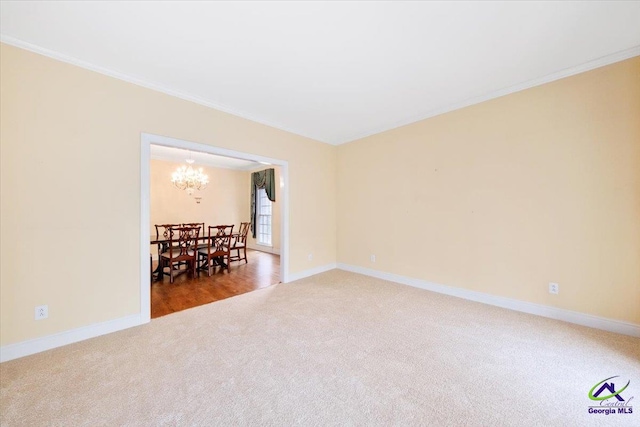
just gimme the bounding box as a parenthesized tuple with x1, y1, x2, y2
(1, 270, 639, 426)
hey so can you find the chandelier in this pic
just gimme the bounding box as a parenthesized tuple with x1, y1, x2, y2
(171, 158, 209, 196)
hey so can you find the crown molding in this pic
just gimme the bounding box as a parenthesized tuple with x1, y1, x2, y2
(335, 45, 640, 145)
(2, 34, 638, 146)
(0, 34, 330, 145)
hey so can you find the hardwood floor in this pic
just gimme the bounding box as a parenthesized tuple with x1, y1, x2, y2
(151, 249, 280, 319)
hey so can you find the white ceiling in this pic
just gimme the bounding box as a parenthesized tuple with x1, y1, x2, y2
(2, 2, 639, 145)
(150, 144, 261, 171)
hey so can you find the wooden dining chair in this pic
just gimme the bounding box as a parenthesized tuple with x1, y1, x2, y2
(182, 223, 206, 248)
(154, 223, 181, 279)
(198, 225, 234, 276)
(159, 226, 200, 284)
(229, 222, 250, 264)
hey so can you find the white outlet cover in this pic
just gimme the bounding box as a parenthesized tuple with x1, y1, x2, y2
(35, 304, 48, 320)
(549, 282, 559, 294)
(370, 255, 376, 263)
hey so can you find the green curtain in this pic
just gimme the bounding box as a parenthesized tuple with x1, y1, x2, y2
(251, 168, 276, 238)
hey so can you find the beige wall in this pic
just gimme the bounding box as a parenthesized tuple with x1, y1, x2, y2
(150, 159, 250, 254)
(0, 43, 337, 346)
(338, 57, 640, 324)
(2, 40, 638, 349)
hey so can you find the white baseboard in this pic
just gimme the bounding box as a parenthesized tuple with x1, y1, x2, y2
(287, 263, 337, 283)
(247, 243, 281, 255)
(337, 263, 640, 338)
(0, 314, 147, 363)
(4, 264, 635, 363)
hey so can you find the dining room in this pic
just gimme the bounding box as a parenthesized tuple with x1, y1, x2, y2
(149, 143, 282, 318)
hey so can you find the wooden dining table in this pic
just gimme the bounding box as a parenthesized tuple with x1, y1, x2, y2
(150, 234, 239, 246)
(151, 234, 239, 281)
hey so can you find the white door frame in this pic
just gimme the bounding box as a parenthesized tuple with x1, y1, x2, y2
(140, 133, 289, 322)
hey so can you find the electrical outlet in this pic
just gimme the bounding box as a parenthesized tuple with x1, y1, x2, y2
(549, 282, 559, 295)
(307, 253, 313, 261)
(35, 305, 48, 320)
(370, 254, 376, 263)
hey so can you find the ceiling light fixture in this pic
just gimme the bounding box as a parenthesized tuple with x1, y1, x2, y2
(171, 153, 209, 196)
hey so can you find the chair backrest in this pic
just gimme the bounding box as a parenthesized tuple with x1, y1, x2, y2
(183, 223, 205, 236)
(207, 225, 234, 256)
(155, 223, 181, 241)
(167, 226, 200, 258)
(237, 222, 250, 243)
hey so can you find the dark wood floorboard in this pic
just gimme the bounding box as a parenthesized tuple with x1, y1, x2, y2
(151, 249, 280, 319)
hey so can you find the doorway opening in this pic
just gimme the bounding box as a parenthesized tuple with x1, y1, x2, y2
(140, 133, 289, 322)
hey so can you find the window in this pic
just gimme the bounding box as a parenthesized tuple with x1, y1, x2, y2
(257, 188, 272, 246)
